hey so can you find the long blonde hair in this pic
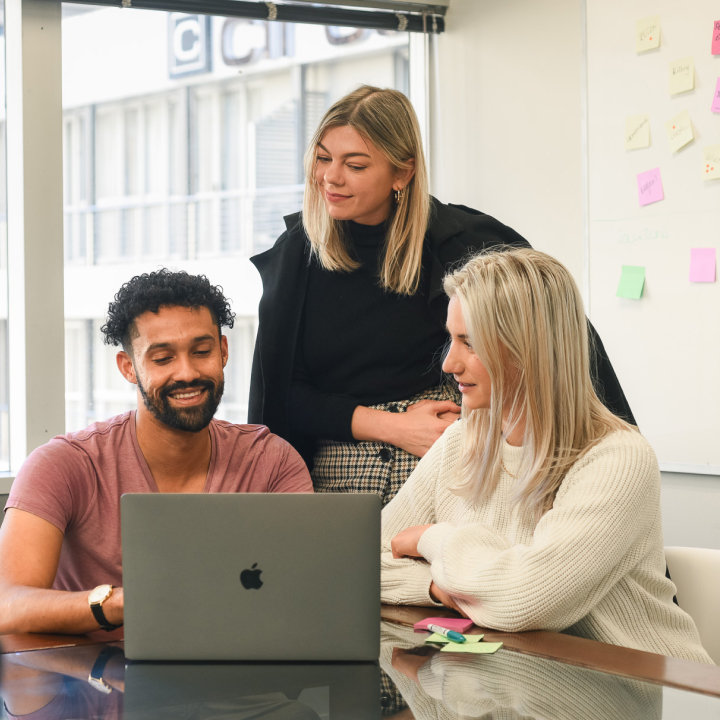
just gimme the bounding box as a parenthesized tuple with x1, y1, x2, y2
(443, 248, 634, 520)
(302, 85, 430, 295)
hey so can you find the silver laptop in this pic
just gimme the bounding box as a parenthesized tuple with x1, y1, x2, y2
(121, 493, 381, 661)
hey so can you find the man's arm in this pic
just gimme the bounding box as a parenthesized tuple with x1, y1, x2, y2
(0, 508, 123, 635)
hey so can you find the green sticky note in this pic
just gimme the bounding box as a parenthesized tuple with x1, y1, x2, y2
(440, 641, 504, 654)
(425, 633, 484, 645)
(616, 265, 646, 299)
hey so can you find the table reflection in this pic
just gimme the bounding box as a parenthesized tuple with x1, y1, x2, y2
(0, 644, 379, 719)
(380, 621, 662, 720)
(0, 626, 706, 720)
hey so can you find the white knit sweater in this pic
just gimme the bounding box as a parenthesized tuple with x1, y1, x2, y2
(381, 422, 712, 664)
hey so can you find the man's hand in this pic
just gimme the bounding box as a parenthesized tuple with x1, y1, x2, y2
(391, 524, 434, 559)
(102, 587, 124, 627)
(0, 508, 123, 635)
(430, 582, 469, 618)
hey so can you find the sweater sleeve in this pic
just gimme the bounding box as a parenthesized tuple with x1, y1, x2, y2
(417, 432, 661, 632)
(380, 427, 453, 607)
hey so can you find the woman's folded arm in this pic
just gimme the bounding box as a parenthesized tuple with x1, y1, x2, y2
(417, 434, 660, 631)
(380, 428, 450, 606)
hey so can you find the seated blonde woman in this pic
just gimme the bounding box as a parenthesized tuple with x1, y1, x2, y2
(381, 248, 712, 664)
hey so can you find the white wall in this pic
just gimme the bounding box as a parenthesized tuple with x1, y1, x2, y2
(434, 0, 720, 550)
(432, 0, 585, 285)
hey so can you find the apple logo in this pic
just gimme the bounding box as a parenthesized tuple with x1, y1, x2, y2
(240, 563, 263, 590)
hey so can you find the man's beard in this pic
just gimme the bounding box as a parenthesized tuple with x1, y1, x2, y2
(136, 373, 224, 433)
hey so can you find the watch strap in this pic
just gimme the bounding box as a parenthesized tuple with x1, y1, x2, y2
(88, 645, 123, 693)
(90, 600, 121, 632)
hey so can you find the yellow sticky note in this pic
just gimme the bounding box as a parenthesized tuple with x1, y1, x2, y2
(669, 57, 694, 95)
(625, 114, 650, 150)
(664, 110, 694, 153)
(440, 642, 504, 654)
(425, 633, 484, 645)
(636, 16, 660, 53)
(703, 144, 720, 181)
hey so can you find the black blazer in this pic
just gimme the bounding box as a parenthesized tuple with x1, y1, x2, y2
(249, 198, 635, 467)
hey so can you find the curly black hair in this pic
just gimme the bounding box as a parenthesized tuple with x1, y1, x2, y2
(101, 269, 235, 351)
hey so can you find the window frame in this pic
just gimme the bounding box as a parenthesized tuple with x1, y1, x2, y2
(1, 0, 433, 490)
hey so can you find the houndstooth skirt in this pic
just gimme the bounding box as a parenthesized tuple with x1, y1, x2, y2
(311, 384, 461, 506)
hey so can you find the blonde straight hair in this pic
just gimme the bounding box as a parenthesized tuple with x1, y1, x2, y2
(302, 85, 430, 295)
(443, 248, 634, 521)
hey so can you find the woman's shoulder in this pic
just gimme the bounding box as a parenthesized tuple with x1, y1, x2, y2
(427, 198, 531, 261)
(434, 419, 464, 467)
(250, 212, 310, 270)
(587, 427, 656, 456)
(566, 428, 660, 487)
(272, 211, 307, 249)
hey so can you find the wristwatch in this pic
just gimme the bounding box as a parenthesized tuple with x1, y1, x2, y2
(88, 584, 121, 632)
(87, 645, 123, 694)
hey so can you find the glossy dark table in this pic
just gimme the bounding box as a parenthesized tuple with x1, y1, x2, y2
(0, 606, 718, 719)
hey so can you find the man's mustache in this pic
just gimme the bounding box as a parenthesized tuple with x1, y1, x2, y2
(159, 379, 216, 401)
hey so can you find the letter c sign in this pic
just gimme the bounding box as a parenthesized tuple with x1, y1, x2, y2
(168, 13, 212, 78)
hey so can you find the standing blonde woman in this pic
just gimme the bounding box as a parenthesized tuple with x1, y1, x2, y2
(382, 248, 711, 664)
(249, 85, 632, 506)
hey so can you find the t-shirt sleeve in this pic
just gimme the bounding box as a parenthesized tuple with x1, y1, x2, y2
(5, 438, 96, 534)
(262, 432, 314, 493)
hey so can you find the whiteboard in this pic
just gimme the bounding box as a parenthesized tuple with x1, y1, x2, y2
(587, 1, 720, 473)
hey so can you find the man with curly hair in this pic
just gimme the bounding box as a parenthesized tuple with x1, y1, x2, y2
(0, 270, 312, 635)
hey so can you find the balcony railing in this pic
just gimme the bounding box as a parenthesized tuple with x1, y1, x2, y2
(64, 185, 304, 265)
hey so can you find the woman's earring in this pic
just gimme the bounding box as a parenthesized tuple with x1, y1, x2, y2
(394, 186, 405, 203)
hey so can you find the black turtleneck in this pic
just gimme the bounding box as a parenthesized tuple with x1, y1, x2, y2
(288, 220, 448, 442)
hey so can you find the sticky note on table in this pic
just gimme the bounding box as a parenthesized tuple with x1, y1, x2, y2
(440, 642, 503, 655)
(414, 617, 474, 632)
(689, 249, 716, 283)
(664, 110, 693, 153)
(637, 167, 663, 206)
(625, 114, 650, 150)
(703, 145, 720, 181)
(636, 16, 660, 53)
(712, 79, 720, 113)
(425, 633, 484, 645)
(617, 266, 645, 300)
(712, 21, 720, 55)
(669, 57, 694, 95)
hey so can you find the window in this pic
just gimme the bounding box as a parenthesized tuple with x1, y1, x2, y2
(0, 1, 9, 472)
(62, 6, 411, 432)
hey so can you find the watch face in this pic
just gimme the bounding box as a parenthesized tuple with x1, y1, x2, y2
(88, 584, 113, 604)
(87, 676, 113, 694)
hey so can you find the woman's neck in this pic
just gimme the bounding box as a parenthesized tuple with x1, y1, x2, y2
(502, 410, 526, 447)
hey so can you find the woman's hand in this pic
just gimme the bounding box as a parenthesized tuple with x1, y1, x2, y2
(396, 400, 461, 457)
(430, 582, 469, 618)
(351, 401, 460, 458)
(391, 524, 434, 559)
(391, 646, 438, 683)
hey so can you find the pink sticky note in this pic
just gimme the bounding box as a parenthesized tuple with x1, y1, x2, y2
(689, 248, 716, 283)
(414, 617, 474, 633)
(712, 21, 720, 55)
(637, 167, 664, 207)
(712, 78, 720, 113)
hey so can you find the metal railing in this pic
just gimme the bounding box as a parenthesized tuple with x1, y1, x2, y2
(65, 184, 304, 265)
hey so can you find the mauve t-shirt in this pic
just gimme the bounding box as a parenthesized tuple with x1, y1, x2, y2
(5, 411, 313, 592)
